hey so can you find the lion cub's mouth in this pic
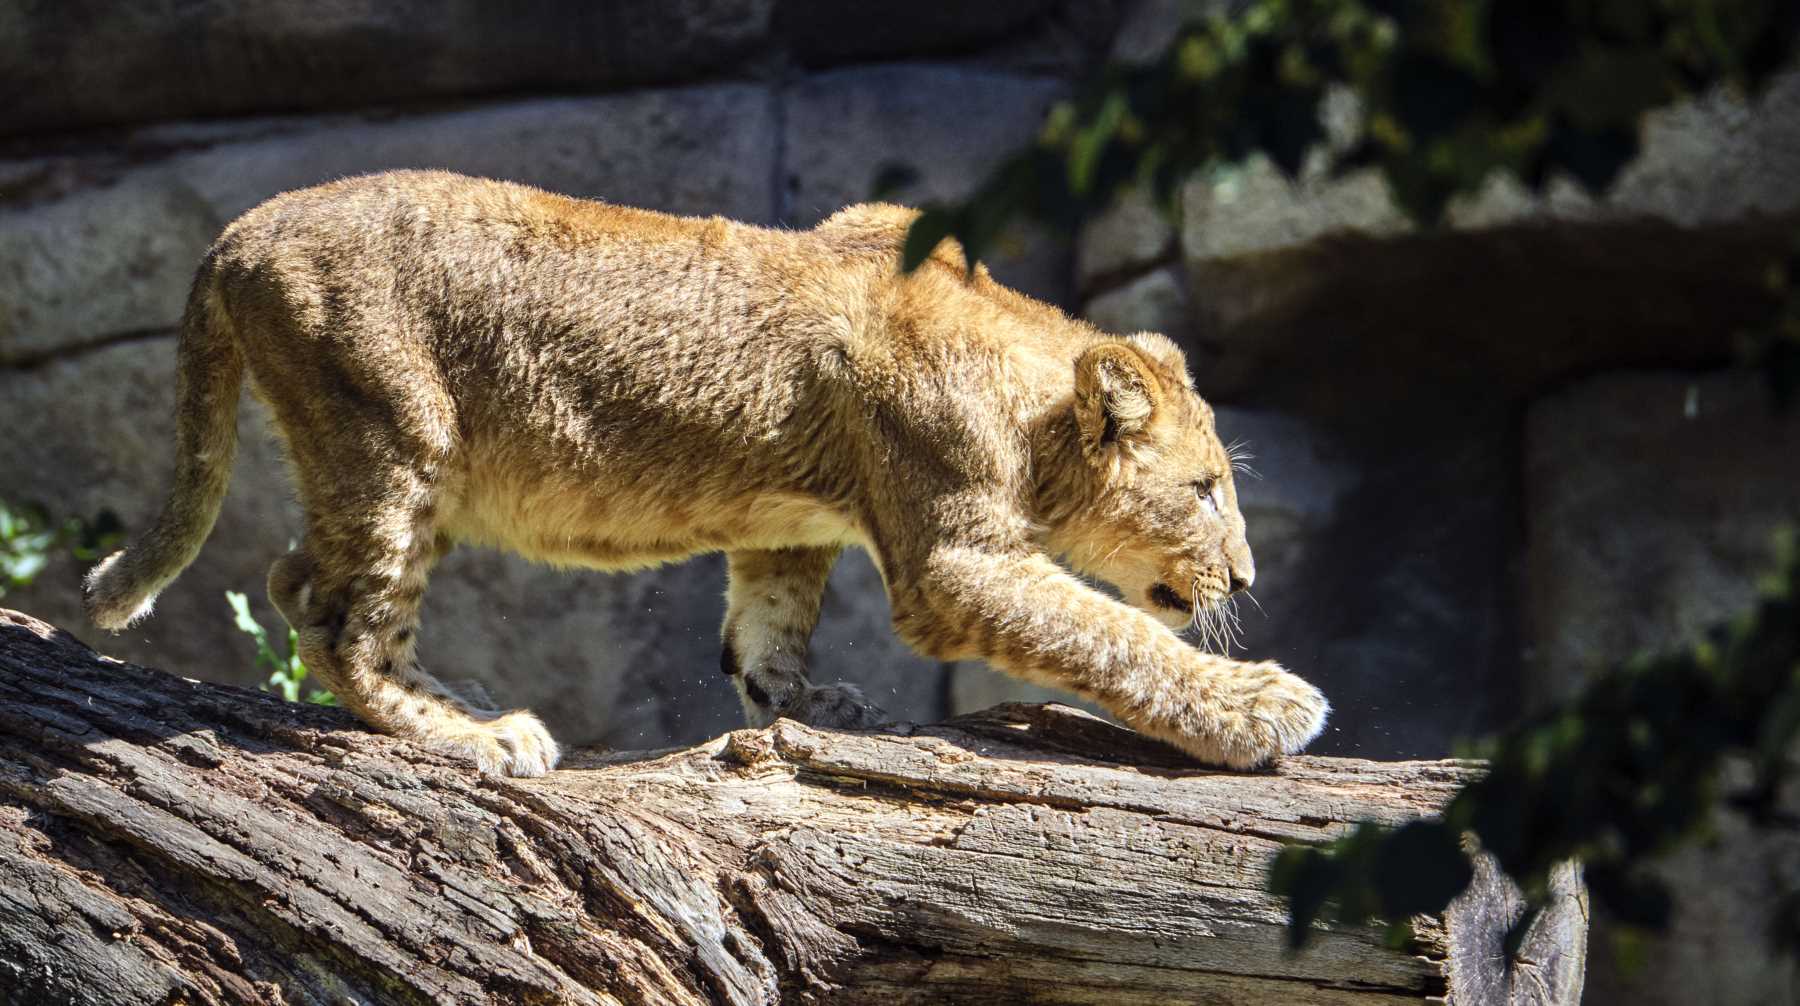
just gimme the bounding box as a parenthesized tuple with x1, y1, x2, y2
(1148, 584, 1193, 613)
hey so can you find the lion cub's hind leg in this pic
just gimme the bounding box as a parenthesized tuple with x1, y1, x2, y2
(722, 548, 885, 730)
(271, 468, 560, 777)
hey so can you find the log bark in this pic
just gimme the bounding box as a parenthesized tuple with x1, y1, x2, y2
(0, 608, 1585, 1005)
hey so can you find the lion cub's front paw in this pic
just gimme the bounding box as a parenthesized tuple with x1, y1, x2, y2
(1149, 661, 1329, 770)
(450, 710, 562, 778)
(788, 682, 887, 730)
(1245, 663, 1330, 761)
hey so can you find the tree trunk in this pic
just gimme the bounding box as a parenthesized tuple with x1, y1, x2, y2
(0, 608, 1585, 1004)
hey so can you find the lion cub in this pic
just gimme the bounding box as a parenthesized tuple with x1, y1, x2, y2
(85, 170, 1328, 776)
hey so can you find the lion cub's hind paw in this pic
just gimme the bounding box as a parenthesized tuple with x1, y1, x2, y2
(790, 682, 887, 730)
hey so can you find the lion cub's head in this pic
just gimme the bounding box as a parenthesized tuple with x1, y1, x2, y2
(1049, 333, 1255, 647)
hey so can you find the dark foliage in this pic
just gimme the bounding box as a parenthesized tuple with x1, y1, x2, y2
(901, 0, 1800, 269)
(895, 0, 1800, 958)
(1270, 531, 1798, 954)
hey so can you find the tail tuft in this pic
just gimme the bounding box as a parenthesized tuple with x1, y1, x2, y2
(83, 550, 163, 631)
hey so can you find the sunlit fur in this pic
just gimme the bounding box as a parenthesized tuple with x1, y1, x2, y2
(84, 170, 1327, 775)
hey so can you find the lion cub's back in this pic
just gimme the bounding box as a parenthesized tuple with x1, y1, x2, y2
(208, 172, 861, 549)
(206, 170, 763, 408)
(209, 169, 708, 309)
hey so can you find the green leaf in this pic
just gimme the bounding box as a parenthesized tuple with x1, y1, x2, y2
(1374, 820, 1474, 918)
(1068, 90, 1128, 195)
(225, 590, 260, 638)
(1268, 845, 1342, 949)
(900, 208, 957, 273)
(227, 589, 286, 680)
(5, 552, 46, 584)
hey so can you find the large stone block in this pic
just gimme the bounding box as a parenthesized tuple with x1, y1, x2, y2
(1525, 370, 1800, 1004)
(1, 86, 777, 363)
(0, 1, 776, 136)
(1176, 70, 1800, 407)
(782, 65, 1073, 307)
(1083, 265, 1190, 339)
(0, 1, 1129, 138)
(775, 0, 1123, 75)
(776, 1, 1052, 65)
(1075, 187, 1177, 291)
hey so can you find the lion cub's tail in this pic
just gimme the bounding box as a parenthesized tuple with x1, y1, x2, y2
(84, 272, 244, 630)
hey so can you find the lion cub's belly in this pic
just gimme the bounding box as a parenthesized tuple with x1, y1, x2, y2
(441, 467, 863, 571)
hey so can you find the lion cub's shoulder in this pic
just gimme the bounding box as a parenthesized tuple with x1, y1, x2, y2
(814, 202, 974, 275)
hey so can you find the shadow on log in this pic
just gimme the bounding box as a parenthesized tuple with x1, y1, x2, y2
(0, 608, 1585, 1004)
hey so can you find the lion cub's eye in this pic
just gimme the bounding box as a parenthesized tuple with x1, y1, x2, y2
(1194, 477, 1218, 506)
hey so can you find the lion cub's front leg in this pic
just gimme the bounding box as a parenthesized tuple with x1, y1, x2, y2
(893, 547, 1328, 768)
(722, 548, 885, 729)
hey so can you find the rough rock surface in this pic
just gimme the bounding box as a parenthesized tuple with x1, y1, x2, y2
(1084, 265, 1190, 340)
(1526, 371, 1800, 705)
(1525, 370, 1800, 1005)
(1076, 186, 1176, 290)
(0, 1, 1128, 137)
(1, 86, 778, 364)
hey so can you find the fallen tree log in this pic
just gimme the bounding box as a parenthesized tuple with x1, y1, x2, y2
(0, 608, 1585, 1004)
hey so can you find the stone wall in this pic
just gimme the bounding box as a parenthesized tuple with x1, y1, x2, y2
(3, 7, 1799, 998)
(0, 1, 1115, 751)
(1067, 4, 1800, 996)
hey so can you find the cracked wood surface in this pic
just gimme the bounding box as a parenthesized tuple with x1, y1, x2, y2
(0, 608, 1586, 1004)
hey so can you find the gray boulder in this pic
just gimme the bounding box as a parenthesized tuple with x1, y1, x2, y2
(1526, 370, 1800, 705)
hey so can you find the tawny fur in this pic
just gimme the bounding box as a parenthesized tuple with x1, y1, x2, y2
(85, 170, 1328, 776)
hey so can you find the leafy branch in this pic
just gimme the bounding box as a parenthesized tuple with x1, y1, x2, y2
(1270, 528, 1799, 954)
(901, 0, 1800, 271)
(0, 498, 123, 599)
(889, 0, 1800, 959)
(226, 590, 335, 706)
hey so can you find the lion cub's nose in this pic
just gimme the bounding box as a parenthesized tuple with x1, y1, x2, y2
(1228, 571, 1252, 595)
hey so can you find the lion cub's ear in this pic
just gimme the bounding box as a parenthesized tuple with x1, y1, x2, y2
(1074, 342, 1164, 456)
